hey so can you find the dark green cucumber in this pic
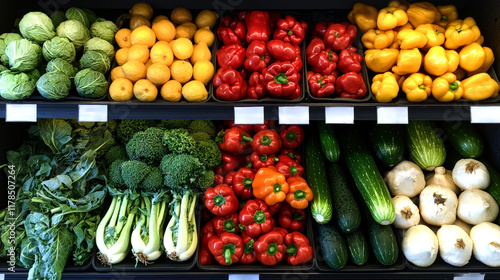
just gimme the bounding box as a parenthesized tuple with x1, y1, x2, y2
(481, 159, 500, 224)
(345, 228, 369, 266)
(405, 121, 446, 171)
(362, 204, 399, 266)
(339, 127, 395, 225)
(327, 162, 361, 233)
(369, 124, 404, 167)
(441, 122, 484, 158)
(317, 223, 348, 269)
(317, 122, 340, 162)
(305, 126, 333, 224)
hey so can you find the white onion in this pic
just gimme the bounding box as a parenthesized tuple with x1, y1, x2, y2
(419, 184, 458, 226)
(457, 189, 499, 225)
(470, 222, 500, 267)
(385, 160, 426, 198)
(437, 225, 473, 267)
(452, 159, 490, 191)
(392, 195, 420, 229)
(403, 225, 439, 267)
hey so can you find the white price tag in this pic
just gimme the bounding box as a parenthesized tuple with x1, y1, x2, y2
(279, 106, 309, 125)
(325, 107, 354, 124)
(0, 273, 4, 280)
(234, 107, 264, 125)
(5, 104, 37, 122)
(78, 105, 108, 122)
(470, 106, 500, 123)
(454, 273, 485, 280)
(229, 274, 259, 280)
(377, 106, 408, 124)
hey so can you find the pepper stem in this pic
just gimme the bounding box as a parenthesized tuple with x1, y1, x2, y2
(244, 239, 255, 254)
(294, 189, 306, 201)
(254, 210, 266, 224)
(419, 85, 426, 90)
(292, 212, 304, 221)
(213, 194, 225, 207)
(268, 243, 279, 256)
(223, 244, 236, 265)
(259, 154, 268, 161)
(260, 55, 266, 61)
(449, 81, 459, 93)
(288, 29, 293, 35)
(223, 219, 236, 233)
(274, 73, 289, 84)
(286, 131, 297, 141)
(287, 152, 296, 160)
(274, 183, 282, 193)
(290, 165, 298, 175)
(239, 224, 247, 231)
(242, 134, 253, 144)
(243, 178, 253, 189)
(441, 15, 448, 21)
(261, 135, 272, 146)
(286, 243, 298, 256)
(334, 32, 340, 38)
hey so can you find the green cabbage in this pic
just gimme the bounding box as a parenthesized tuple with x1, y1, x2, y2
(56, 20, 90, 51)
(42, 37, 76, 63)
(80, 50, 110, 73)
(0, 70, 39, 100)
(5, 39, 42, 72)
(75, 68, 108, 98)
(46, 58, 78, 80)
(19, 12, 56, 44)
(50, 11, 66, 28)
(0, 33, 22, 65)
(65, 8, 89, 28)
(0, 65, 7, 72)
(90, 18, 118, 44)
(82, 9, 97, 25)
(84, 37, 114, 60)
(37, 71, 71, 100)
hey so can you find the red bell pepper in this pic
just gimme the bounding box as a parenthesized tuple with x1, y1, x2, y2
(216, 44, 246, 69)
(204, 184, 239, 216)
(271, 226, 289, 238)
(239, 199, 274, 237)
(254, 120, 277, 133)
(268, 11, 281, 30)
(324, 23, 352, 51)
(217, 16, 246, 45)
(240, 231, 257, 265)
(213, 213, 240, 235)
(250, 152, 277, 170)
(299, 20, 308, 34)
(200, 229, 216, 265)
(201, 219, 215, 236)
(216, 127, 253, 155)
(225, 121, 254, 134)
(244, 40, 272, 73)
(273, 15, 306, 46)
(202, 208, 214, 223)
(336, 72, 367, 99)
(279, 125, 304, 149)
(254, 231, 286, 265)
(247, 72, 268, 100)
(245, 11, 271, 43)
(213, 68, 248, 101)
(279, 148, 301, 164)
(251, 129, 282, 155)
(285, 232, 313, 265)
(232, 167, 255, 200)
(221, 153, 245, 173)
(278, 203, 306, 232)
(214, 173, 224, 185)
(338, 48, 362, 73)
(306, 38, 338, 75)
(267, 201, 283, 216)
(313, 21, 331, 38)
(286, 54, 303, 73)
(224, 171, 236, 186)
(208, 232, 244, 265)
(340, 21, 357, 45)
(275, 155, 304, 179)
(262, 62, 301, 99)
(237, 11, 248, 22)
(267, 40, 297, 61)
(308, 73, 337, 98)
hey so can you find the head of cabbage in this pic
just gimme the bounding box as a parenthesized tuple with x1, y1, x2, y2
(80, 50, 110, 73)
(0, 33, 22, 65)
(19, 12, 56, 44)
(50, 11, 66, 28)
(46, 58, 78, 80)
(82, 9, 97, 26)
(0, 69, 39, 100)
(84, 38, 114, 61)
(6, 39, 42, 72)
(90, 18, 118, 44)
(56, 20, 90, 51)
(42, 36, 76, 63)
(37, 71, 71, 100)
(65, 7, 89, 28)
(75, 68, 108, 98)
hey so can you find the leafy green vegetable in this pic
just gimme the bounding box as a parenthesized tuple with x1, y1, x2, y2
(42, 37, 76, 63)
(80, 50, 110, 73)
(84, 37, 115, 60)
(0, 33, 22, 65)
(50, 11, 66, 28)
(56, 20, 90, 51)
(65, 8, 89, 28)
(0, 69, 38, 100)
(37, 72, 72, 100)
(5, 39, 42, 72)
(82, 9, 97, 26)
(90, 18, 118, 44)
(19, 12, 56, 44)
(46, 58, 78, 80)
(74, 68, 108, 98)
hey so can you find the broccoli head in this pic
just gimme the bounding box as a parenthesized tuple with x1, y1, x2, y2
(126, 127, 167, 164)
(195, 140, 222, 169)
(162, 128, 198, 155)
(157, 120, 192, 130)
(160, 154, 205, 189)
(109, 159, 125, 187)
(117, 119, 156, 144)
(141, 166, 163, 192)
(196, 170, 215, 191)
(121, 160, 152, 189)
(104, 146, 128, 164)
(190, 132, 211, 143)
(188, 120, 216, 138)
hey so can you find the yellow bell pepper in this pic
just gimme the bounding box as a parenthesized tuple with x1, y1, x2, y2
(389, 0, 410, 11)
(372, 72, 399, 103)
(435, 5, 458, 28)
(361, 29, 397, 49)
(365, 49, 400, 73)
(397, 29, 427, 49)
(476, 35, 485, 45)
(458, 42, 485, 72)
(394, 22, 414, 32)
(444, 17, 481, 49)
(377, 7, 408, 30)
(392, 48, 422, 76)
(454, 68, 467, 80)
(406, 2, 440, 28)
(468, 46, 495, 75)
(431, 73, 463, 102)
(462, 73, 500, 101)
(414, 24, 445, 48)
(348, 3, 378, 33)
(402, 73, 432, 102)
(424, 46, 459, 76)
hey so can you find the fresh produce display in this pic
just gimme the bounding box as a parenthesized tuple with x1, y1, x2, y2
(109, 3, 217, 102)
(214, 12, 307, 101)
(351, 1, 499, 102)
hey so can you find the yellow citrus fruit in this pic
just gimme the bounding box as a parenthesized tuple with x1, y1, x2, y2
(171, 7, 192, 25)
(127, 44, 149, 64)
(147, 63, 171, 86)
(190, 42, 211, 65)
(109, 78, 134, 101)
(115, 48, 130, 65)
(111, 66, 126, 81)
(130, 15, 151, 30)
(150, 41, 174, 66)
(172, 38, 193, 60)
(175, 22, 197, 40)
(170, 60, 193, 83)
(194, 26, 215, 47)
(195, 10, 219, 29)
(131, 25, 156, 48)
(193, 60, 214, 85)
(134, 79, 158, 102)
(152, 19, 176, 42)
(129, 2, 154, 20)
(122, 60, 147, 83)
(161, 80, 183, 101)
(152, 15, 169, 25)
(168, 39, 176, 50)
(182, 80, 208, 102)
(115, 28, 132, 48)
(145, 59, 153, 70)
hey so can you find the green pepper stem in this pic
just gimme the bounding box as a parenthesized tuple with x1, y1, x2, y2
(223, 244, 236, 265)
(419, 85, 426, 90)
(268, 243, 278, 256)
(274, 183, 282, 193)
(334, 32, 340, 38)
(259, 154, 268, 161)
(286, 131, 297, 141)
(288, 29, 293, 35)
(242, 135, 253, 143)
(260, 55, 266, 61)
(286, 243, 298, 256)
(213, 194, 225, 207)
(223, 219, 236, 233)
(243, 178, 253, 189)
(294, 189, 306, 201)
(239, 223, 247, 231)
(290, 165, 298, 175)
(292, 212, 304, 221)
(274, 73, 289, 85)
(449, 81, 459, 93)
(254, 210, 266, 224)
(261, 135, 272, 146)
(244, 239, 255, 254)
(441, 15, 448, 21)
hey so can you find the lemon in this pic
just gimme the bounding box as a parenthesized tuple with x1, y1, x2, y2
(190, 42, 211, 65)
(193, 60, 214, 85)
(182, 80, 208, 102)
(175, 22, 197, 40)
(170, 60, 193, 83)
(194, 26, 215, 47)
(195, 10, 219, 29)
(161, 80, 183, 101)
(172, 38, 194, 60)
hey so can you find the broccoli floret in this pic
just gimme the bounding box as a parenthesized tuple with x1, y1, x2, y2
(162, 128, 198, 155)
(109, 159, 125, 187)
(121, 160, 152, 189)
(188, 120, 216, 138)
(104, 146, 128, 164)
(195, 140, 222, 169)
(196, 170, 215, 191)
(141, 166, 163, 192)
(126, 127, 167, 164)
(157, 120, 192, 130)
(160, 154, 205, 189)
(117, 119, 156, 144)
(190, 132, 211, 143)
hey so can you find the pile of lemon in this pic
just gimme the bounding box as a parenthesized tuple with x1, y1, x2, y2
(109, 3, 217, 102)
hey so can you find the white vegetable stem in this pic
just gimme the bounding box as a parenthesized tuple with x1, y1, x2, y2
(419, 184, 458, 226)
(453, 158, 490, 191)
(437, 225, 472, 267)
(385, 160, 425, 198)
(392, 195, 420, 229)
(470, 222, 500, 267)
(426, 166, 460, 195)
(457, 189, 499, 225)
(403, 225, 439, 267)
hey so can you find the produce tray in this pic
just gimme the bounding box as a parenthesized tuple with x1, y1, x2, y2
(0, 258, 92, 273)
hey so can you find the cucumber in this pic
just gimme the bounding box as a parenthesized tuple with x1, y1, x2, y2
(317, 122, 340, 162)
(317, 223, 348, 269)
(345, 228, 369, 266)
(362, 204, 399, 266)
(305, 126, 333, 224)
(327, 162, 361, 232)
(369, 124, 404, 167)
(482, 159, 500, 224)
(441, 121, 484, 158)
(340, 126, 395, 225)
(405, 121, 446, 171)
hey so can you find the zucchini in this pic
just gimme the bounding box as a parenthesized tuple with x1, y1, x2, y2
(340, 127, 395, 225)
(369, 124, 404, 167)
(482, 159, 500, 224)
(441, 121, 484, 158)
(317, 223, 348, 269)
(345, 228, 369, 265)
(317, 122, 340, 162)
(362, 204, 399, 266)
(305, 126, 333, 224)
(327, 162, 361, 232)
(405, 121, 446, 171)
